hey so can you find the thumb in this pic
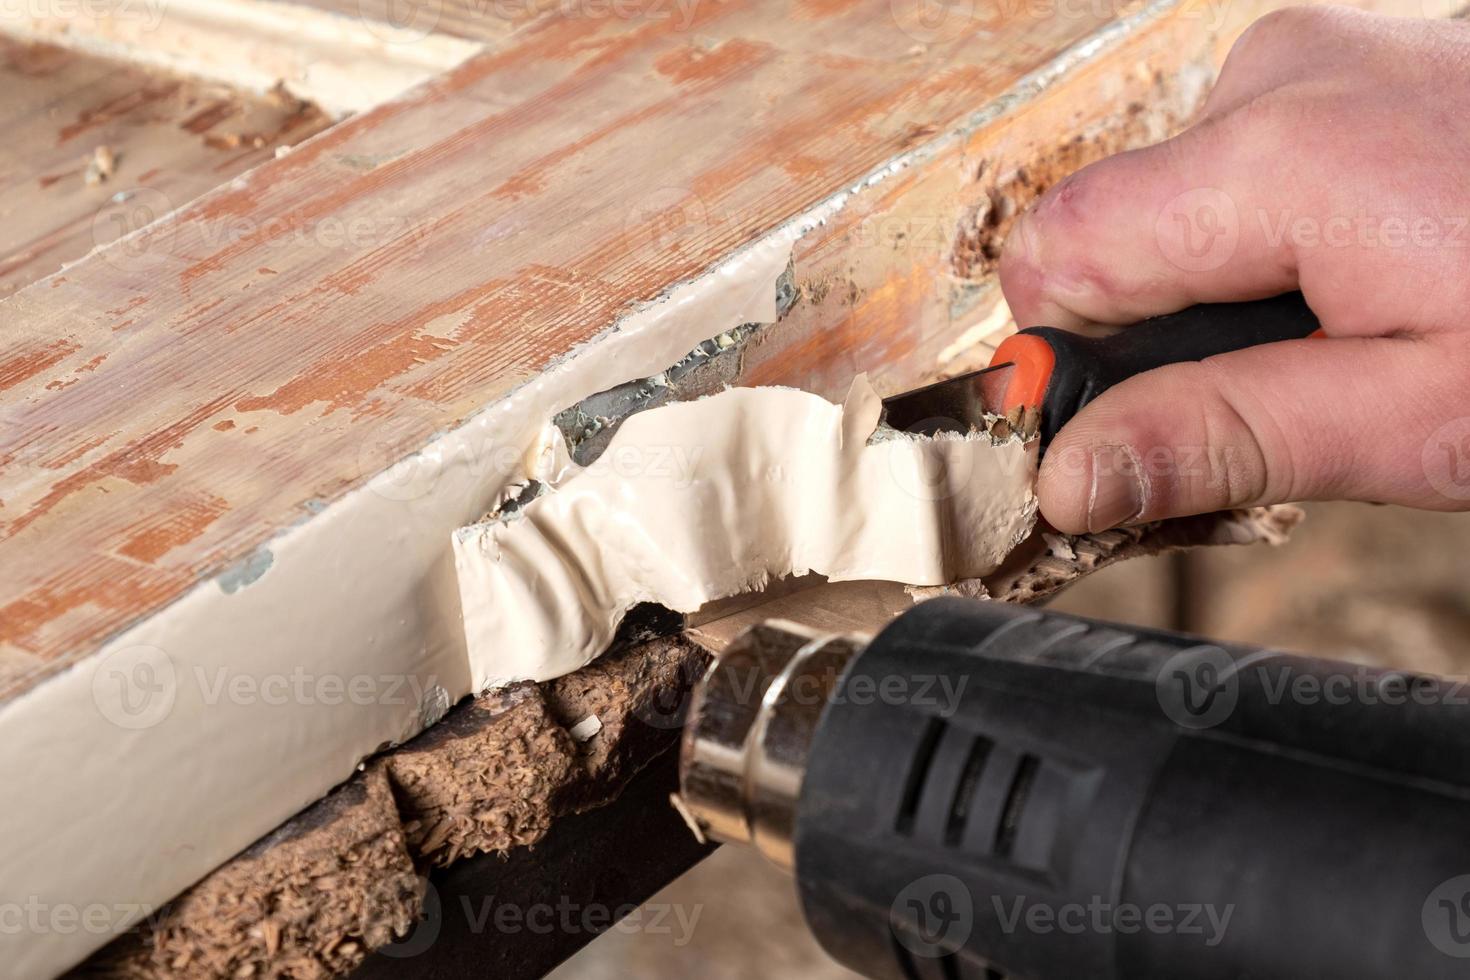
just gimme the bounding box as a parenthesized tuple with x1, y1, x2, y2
(1037, 334, 1462, 533)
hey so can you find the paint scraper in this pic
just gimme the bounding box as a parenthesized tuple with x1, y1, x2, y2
(881, 290, 1321, 447)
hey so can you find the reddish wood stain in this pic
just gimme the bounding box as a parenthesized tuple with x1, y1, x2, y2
(57, 84, 183, 144)
(118, 494, 228, 562)
(0, 339, 79, 393)
(0, 1, 1150, 700)
(181, 100, 239, 134)
(653, 37, 773, 85)
(1, 37, 333, 299)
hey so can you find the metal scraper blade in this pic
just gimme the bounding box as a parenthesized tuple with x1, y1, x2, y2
(880, 362, 1015, 435)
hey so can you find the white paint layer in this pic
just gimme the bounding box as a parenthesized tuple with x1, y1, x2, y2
(455, 378, 1039, 687)
(0, 216, 799, 980)
(0, 5, 1171, 971)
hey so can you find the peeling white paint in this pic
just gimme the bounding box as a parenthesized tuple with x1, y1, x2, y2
(0, 5, 1177, 972)
(0, 210, 807, 979)
(456, 378, 1037, 687)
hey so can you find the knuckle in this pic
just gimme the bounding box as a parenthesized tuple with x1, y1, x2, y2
(1038, 169, 1105, 230)
(1198, 361, 1293, 505)
(1238, 6, 1329, 50)
(1223, 88, 1306, 145)
(1030, 172, 1125, 298)
(1047, 255, 1124, 309)
(1193, 365, 1272, 508)
(1225, 7, 1338, 82)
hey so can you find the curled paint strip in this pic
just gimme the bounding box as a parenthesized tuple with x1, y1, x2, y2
(454, 376, 1039, 689)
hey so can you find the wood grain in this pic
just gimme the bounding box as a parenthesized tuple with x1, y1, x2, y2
(0, 0, 484, 116)
(0, 37, 330, 300)
(0, 1, 1132, 700)
(4, 0, 1447, 700)
(300, 0, 542, 41)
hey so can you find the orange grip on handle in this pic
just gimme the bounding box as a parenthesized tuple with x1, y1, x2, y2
(988, 333, 1056, 415)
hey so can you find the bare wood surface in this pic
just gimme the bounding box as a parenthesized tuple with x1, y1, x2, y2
(0, 37, 330, 299)
(1, 3, 1445, 975)
(297, 0, 542, 41)
(9, 0, 1436, 696)
(2, 10, 1247, 974)
(0, 2, 1149, 698)
(0, 0, 484, 116)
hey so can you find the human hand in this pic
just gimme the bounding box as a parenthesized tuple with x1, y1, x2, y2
(998, 6, 1470, 533)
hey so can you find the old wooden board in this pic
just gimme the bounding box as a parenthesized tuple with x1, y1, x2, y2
(0, 4, 1138, 691)
(0, 0, 483, 116)
(0, 37, 330, 299)
(0, 0, 1448, 975)
(68, 507, 1299, 979)
(296, 0, 543, 42)
(348, 751, 714, 980)
(73, 631, 714, 979)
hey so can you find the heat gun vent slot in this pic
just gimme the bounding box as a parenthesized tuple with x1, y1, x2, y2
(895, 717, 945, 835)
(992, 753, 1040, 859)
(891, 927, 1010, 980)
(944, 735, 994, 846)
(890, 933, 921, 980)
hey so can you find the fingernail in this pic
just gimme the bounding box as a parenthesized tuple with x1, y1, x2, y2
(1087, 445, 1147, 532)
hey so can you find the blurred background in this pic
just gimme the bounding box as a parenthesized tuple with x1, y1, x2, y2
(552, 500, 1470, 979)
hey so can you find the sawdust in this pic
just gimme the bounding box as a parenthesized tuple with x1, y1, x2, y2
(83, 145, 115, 186)
(952, 88, 1185, 281)
(73, 508, 1298, 980)
(76, 637, 708, 980)
(72, 767, 417, 980)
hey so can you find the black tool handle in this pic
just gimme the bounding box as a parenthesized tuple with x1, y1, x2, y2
(795, 598, 1470, 980)
(1025, 290, 1319, 445)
